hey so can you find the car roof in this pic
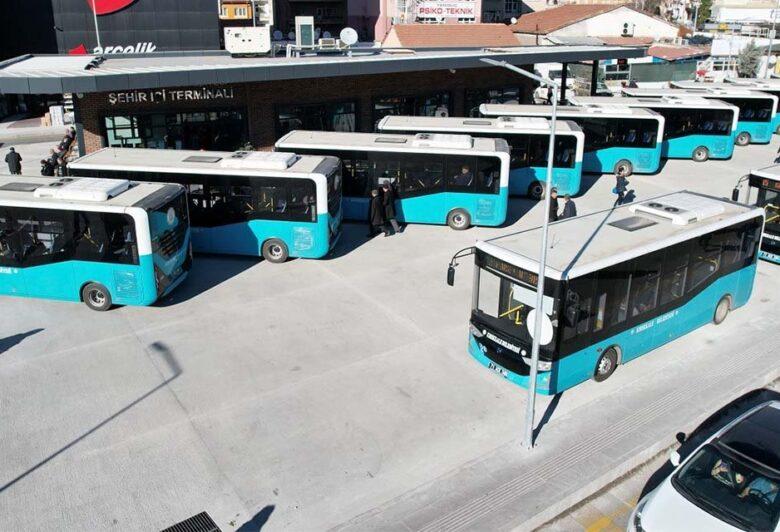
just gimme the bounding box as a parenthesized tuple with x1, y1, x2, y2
(718, 402, 780, 473)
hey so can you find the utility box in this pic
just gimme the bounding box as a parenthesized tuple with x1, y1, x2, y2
(224, 26, 271, 55)
(295, 16, 315, 48)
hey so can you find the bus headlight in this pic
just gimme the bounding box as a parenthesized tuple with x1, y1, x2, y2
(469, 323, 485, 338)
(632, 500, 647, 532)
(537, 360, 552, 371)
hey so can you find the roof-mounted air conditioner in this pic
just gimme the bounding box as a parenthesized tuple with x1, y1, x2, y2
(221, 151, 298, 170)
(412, 133, 473, 149)
(629, 194, 725, 225)
(497, 116, 549, 130)
(34, 178, 130, 202)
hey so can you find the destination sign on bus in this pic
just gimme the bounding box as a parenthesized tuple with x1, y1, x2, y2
(478, 251, 538, 287)
(750, 175, 780, 191)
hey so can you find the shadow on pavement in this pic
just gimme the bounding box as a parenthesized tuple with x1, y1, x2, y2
(0, 341, 181, 494)
(155, 254, 258, 306)
(533, 392, 563, 445)
(504, 197, 537, 226)
(0, 328, 43, 356)
(236, 505, 275, 531)
(325, 222, 379, 260)
(639, 386, 780, 500)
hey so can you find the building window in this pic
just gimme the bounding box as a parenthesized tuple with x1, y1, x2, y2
(465, 87, 523, 117)
(504, 0, 523, 16)
(220, 6, 228, 17)
(275, 101, 359, 138)
(235, 7, 248, 17)
(103, 110, 247, 151)
(605, 63, 630, 81)
(372, 93, 452, 128)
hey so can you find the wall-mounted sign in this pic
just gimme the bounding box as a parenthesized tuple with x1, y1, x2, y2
(416, 1, 476, 18)
(107, 87, 236, 105)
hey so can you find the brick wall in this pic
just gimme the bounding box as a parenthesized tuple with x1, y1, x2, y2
(75, 66, 535, 153)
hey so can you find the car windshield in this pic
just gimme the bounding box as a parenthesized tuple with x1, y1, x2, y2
(673, 444, 780, 531)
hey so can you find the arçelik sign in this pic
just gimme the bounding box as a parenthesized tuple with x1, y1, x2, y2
(416, 1, 477, 18)
(107, 87, 236, 105)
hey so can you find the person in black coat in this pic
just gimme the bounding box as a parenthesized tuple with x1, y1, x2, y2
(560, 194, 577, 219)
(5, 147, 22, 174)
(40, 158, 55, 176)
(368, 189, 389, 237)
(548, 187, 559, 222)
(381, 182, 402, 234)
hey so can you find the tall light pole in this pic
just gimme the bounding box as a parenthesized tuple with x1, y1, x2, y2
(766, 0, 780, 78)
(481, 58, 558, 450)
(90, 0, 103, 53)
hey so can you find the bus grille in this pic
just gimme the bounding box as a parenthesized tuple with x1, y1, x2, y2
(161, 511, 221, 532)
(157, 223, 187, 259)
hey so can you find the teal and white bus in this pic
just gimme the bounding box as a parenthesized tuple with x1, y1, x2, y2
(724, 78, 780, 133)
(627, 86, 777, 146)
(276, 130, 510, 230)
(479, 103, 664, 177)
(376, 115, 584, 199)
(0, 176, 191, 311)
(68, 148, 342, 263)
(448, 191, 763, 394)
(734, 164, 780, 264)
(569, 95, 738, 162)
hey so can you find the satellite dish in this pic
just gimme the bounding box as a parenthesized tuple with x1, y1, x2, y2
(323, 31, 332, 39)
(288, 31, 295, 40)
(273, 30, 283, 41)
(511, 17, 518, 24)
(527, 309, 553, 345)
(340, 27, 359, 46)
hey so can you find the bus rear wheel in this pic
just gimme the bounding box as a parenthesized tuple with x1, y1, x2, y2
(692, 146, 709, 162)
(735, 132, 751, 146)
(527, 181, 545, 200)
(714, 296, 731, 325)
(262, 239, 289, 263)
(614, 159, 633, 177)
(82, 283, 112, 312)
(594, 347, 619, 382)
(447, 209, 471, 231)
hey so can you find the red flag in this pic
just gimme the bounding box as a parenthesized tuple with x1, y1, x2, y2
(69, 44, 89, 55)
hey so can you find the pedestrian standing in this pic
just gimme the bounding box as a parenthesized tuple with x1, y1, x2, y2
(382, 182, 402, 234)
(548, 187, 559, 222)
(560, 194, 577, 219)
(5, 147, 22, 175)
(40, 158, 55, 176)
(614, 173, 628, 205)
(368, 189, 389, 237)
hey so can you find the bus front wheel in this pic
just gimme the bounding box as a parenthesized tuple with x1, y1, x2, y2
(262, 239, 289, 263)
(447, 209, 471, 231)
(692, 146, 709, 162)
(82, 283, 112, 312)
(714, 296, 731, 325)
(614, 159, 633, 177)
(735, 132, 751, 146)
(594, 347, 619, 382)
(527, 181, 545, 200)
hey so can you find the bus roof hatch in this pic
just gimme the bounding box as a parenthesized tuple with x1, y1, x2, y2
(412, 133, 473, 149)
(629, 193, 725, 225)
(221, 151, 298, 171)
(496, 116, 549, 130)
(34, 178, 131, 202)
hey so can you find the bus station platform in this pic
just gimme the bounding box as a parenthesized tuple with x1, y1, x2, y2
(0, 139, 778, 531)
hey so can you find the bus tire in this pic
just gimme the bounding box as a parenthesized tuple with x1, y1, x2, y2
(527, 181, 545, 200)
(594, 346, 619, 382)
(692, 146, 709, 162)
(82, 283, 112, 312)
(262, 239, 289, 263)
(713, 295, 731, 325)
(735, 131, 751, 146)
(447, 209, 471, 230)
(614, 159, 633, 177)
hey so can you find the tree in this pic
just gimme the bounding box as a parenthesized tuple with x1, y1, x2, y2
(737, 40, 761, 78)
(696, 0, 712, 30)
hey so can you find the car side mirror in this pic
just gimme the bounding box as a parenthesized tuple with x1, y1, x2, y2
(731, 187, 740, 202)
(670, 450, 681, 467)
(447, 265, 455, 286)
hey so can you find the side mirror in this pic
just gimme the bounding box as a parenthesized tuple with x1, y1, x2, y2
(447, 265, 455, 286)
(670, 450, 681, 467)
(731, 187, 740, 202)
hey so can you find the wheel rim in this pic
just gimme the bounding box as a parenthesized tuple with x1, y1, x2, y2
(695, 149, 706, 161)
(737, 133, 749, 145)
(530, 184, 543, 198)
(617, 163, 630, 176)
(452, 213, 466, 227)
(89, 289, 105, 306)
(716, 300, 729, 322)
(598, 355, 613, 376)
(269, 244, 283, 259)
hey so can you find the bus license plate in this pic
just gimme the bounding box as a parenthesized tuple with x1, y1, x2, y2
(488, 362, 508, 378)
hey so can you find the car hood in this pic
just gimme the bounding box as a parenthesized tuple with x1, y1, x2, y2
(641, 479, 741, 532)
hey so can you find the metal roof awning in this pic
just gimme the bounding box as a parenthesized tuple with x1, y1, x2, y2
(0, 45, 646, 95)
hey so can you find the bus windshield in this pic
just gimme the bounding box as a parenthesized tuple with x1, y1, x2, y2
(327, 166, 342, 217)
(148, 189, 189, 259)
(756, 186, 780, 235)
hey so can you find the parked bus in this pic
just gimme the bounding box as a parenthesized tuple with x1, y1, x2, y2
(376, 115, 584, 199)
(479, 103, 664, 177)
(626, 86, 777, 146)
(569, 95, 738, 162)
(0, 176, 191, 311)
(734, 164, 780, 264)
(68, 148, 342, 263)
(275, 130, 511, 230)
(714, 79, 780, 134)
(448, 191, 763, 394)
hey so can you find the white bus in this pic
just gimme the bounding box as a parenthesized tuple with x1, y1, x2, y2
(479, 103, 665, 176)
(0, 176, 191, 310)
(734, 164, 780, 264)
(376, 115, 584, 199)
(569, 95, 739, 162)
(275, 130, 511, 230)
(694, 79, 780, 134)
(69, 148, 342, 263)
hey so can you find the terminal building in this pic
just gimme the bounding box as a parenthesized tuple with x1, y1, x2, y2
(0, 45, 645, 155)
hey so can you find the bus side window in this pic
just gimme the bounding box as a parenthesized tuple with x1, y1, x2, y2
(370, 152, 402, 193)
(101, 213, 137, 264)
(528, 136, 548, 167)
(228, 178, 254, 220)
(445, 155, 477, 193)
(740, 218, 763, 266)
(659, 242, 690, 306)
(687, 234, 722, 293)
(255, 181, 287, 218)
(476, 156, 500, 194)
(562, 274, 595, 341)
(554, 136, 576, 168)
(187, 181, 209, 225)
(508, 136, 529, 168)
(0, 208, 21, 265)
(402, 154, 444, 197)
(11, 208, 73, 267)
(595, 261, 632, 328)
(286, 179, 317, 222)
(629, 253, 662, 318)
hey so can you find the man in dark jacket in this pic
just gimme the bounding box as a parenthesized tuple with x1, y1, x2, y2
(382, 182, 402, 234)
(5, 147, 22, 174)
(560, 194, 577, 219)
(368, 189, 389, 237)
(40, 158, 55, 176)
(548, 187, 559, 222)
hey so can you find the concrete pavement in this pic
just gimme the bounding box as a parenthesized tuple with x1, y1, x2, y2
(0, 139, 778, 531)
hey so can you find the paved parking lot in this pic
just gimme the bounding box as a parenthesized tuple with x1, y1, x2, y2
(1, 139, 779, 531)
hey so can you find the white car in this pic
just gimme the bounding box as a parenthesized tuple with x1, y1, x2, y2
(629, 401, 780, 532)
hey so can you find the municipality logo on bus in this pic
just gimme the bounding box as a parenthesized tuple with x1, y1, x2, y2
(85, 0, 137, 15)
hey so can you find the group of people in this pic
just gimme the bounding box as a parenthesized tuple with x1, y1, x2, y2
(547, 188, 577, 222)
(368, 182, 403, 237)
(40, 128, 76, 177)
